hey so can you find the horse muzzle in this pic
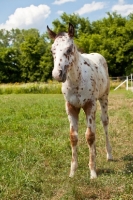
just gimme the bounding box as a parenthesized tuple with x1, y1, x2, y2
(52, 69, 67, 82)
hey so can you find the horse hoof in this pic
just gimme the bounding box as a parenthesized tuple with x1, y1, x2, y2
(69, 172, 75, 178)
(107, 155, 113, 161)
(90, 171, 97, 179)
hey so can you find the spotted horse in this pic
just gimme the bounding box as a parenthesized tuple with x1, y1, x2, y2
(47, 23, 113, 179)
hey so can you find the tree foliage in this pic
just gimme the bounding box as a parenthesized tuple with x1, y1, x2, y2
(0, 12, 133, 83)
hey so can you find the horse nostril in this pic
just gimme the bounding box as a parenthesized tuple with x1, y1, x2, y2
(59, 70, 62, 78)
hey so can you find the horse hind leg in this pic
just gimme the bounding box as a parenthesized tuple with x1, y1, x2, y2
(99, 96, 113, 161)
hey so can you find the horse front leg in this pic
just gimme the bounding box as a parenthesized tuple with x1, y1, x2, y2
(83, 100, 97, 179)
(66, 102, 80, 177)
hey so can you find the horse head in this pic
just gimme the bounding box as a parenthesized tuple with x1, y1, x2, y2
(47, 23, 75, 82)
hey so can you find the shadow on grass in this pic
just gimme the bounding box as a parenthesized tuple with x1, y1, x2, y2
(121, 154, 133, 161)
(96, 159, 117, 176)
(97, 168, 115, 176)
(121, 154, 133, 175)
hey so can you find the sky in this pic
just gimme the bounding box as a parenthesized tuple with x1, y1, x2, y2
(0, 0, 133, 33)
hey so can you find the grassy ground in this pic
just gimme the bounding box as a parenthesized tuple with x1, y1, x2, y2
(0, 90, 133, 199)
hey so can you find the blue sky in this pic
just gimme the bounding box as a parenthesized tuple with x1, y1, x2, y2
(0, 0, 133, 33)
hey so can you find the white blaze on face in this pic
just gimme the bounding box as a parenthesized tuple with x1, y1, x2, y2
(52, 51, 63, 80)
(51, 34, 73, 81)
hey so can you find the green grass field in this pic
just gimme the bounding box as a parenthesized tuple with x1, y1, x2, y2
(0, 90, 133, 200)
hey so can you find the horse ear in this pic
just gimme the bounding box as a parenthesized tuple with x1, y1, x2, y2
(47, 25, 56, 40)
(68, 23, 74, 38)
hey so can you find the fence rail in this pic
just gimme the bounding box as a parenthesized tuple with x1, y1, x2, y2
(112, 74, 133, 91)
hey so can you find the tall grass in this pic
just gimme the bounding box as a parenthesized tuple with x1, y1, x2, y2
(0, 79, 128, 94)
(0, 81, 61, 94)
(0, 90, 133, 199)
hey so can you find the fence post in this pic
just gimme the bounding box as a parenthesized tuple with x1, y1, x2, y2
(126, 76, 128, 90)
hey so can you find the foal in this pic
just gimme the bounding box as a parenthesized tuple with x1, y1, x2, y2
(47, 23, 113, 179)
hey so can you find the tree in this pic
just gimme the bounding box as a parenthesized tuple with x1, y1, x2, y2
(39, 44, 53, 81)
(0, 47, 21, 83)
(50, 13, 92, 38)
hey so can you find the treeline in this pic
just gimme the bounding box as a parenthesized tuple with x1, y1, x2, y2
(0, 12, 133, 83)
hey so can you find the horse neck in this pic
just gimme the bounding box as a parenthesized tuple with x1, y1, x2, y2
(67, 50, 82, 85)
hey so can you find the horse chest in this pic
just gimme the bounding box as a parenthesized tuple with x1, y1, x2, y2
(62, 84, 94, 107)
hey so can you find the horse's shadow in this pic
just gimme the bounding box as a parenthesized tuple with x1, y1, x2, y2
(121, 154, 133, 161)
(97, 168, 115, 176)
(97, 158, 118, 176)
(121, 154, 133, 174)
(97, 155, 133, 176)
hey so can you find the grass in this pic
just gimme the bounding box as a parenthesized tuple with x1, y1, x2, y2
(0, 82, 62, 94)
(0, 90, 133, 199)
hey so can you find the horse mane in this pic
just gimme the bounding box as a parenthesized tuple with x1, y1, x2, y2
(77, 48, 85, 54)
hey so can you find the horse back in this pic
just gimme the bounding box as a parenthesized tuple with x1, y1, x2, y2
(82, 52, 110, 97)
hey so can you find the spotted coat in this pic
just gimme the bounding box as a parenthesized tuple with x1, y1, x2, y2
(47, 23, 113, 179)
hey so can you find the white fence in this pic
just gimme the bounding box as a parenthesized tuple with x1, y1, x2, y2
(112, 74, 133, 91)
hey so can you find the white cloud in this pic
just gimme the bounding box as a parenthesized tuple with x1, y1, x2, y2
(75, 1, 105, 15)
(53, 0, 76, 5)
(57, 10, 64, 15)
(118, 0, 124, 5)
(0, 4, 51, 31)
(112, 0, 133, 16)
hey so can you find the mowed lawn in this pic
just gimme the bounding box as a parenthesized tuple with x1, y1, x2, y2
(0, 91, 133, 200)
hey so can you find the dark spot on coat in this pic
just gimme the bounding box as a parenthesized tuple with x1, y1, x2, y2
(70, 126, 78, 146)
(89, 118, 92, 124)
(84, 61, 90, 66)
(86, 127, 95, 146)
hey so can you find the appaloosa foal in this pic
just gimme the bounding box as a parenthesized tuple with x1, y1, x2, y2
(47, 23, 113, 179)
